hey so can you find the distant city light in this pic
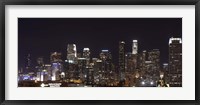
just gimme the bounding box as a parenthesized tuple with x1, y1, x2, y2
(133, 40, 137, 42)
(41, 83, 45, 87)
(83, 48, 89, 51)
(102, 50, 108, 52)
(150, 81, 154, 85)
(19, 36, 182, 87)
(141, 81, 145, 85)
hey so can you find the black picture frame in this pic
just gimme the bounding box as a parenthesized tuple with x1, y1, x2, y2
(0, 0, 199, 105)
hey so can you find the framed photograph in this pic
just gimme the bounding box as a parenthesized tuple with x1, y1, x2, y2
(0, 0, 200, 105)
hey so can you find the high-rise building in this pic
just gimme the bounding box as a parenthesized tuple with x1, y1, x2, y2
(44, 64, 52, 81)
(124, 52, 137, 87)
(50, 52, 63, 81)
(162, 63, 169, 84)
(125, 52, 137, 73)
(99, 50, 112, 86)
(67, 44, 77, 63)
(66, 44, 78, 82)
(169, 37, 182, 87)
(119, 41, 125, 81)
(51, 62, 63, 81)
(77, 58, 87, 83)
(138, 50, 147, 71)
(148, 49, 160, 73)
(93, 58, 102, 85)
(132, 40, 138, 54)
(83, 48, 91, 67)
(36, 57, 44, 81)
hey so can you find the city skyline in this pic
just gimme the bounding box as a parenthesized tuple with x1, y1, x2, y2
(18, 18, 182, 87)
(18, 18, 182, 68)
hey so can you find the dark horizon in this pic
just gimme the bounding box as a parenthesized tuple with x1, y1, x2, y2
(18, 18, 182, 69)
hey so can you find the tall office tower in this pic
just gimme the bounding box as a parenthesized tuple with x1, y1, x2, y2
(125, 52, 137, 73)
(77, 58, 87, 83)
(39, 64, 51, 82)
(146, 49, 160, 81)
(92, 58, 98, 83)
(148, 49, 160, 72)
(138, 50, 147, 71)
(44, 64, 52, 81)
(144, 60, 154, 78)
(169, 37, 182, 87)
(99, 50, 112, 86)
(83, 48, 91, 67)
(67, 44, 77, 64)
(25, 54, 32, 73)
(93, 59, 102, 85)
(119, 41, 125, 81)
(50, 52, 63, 81)
(162, 63, 169, 83)
(132, 40, 138, 54)
(78, 57, 94, 85)
(36, 57, 44, 81)
(124, 52, 137, 87)
(66, 44, 77, 81)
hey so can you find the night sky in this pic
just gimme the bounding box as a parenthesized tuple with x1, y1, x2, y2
(18, 18, 182, 69)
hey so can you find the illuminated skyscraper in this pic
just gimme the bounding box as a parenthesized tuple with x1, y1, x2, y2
(66, 44, 78, 81)
(162, 63, 169, 83)
(93, 59, 102, 85)
(99, 50, 112, 86)
(77, 58, 87, 82)
(119, 41, 125, 81)
(67, 44, 77, 63)
(83, 48, 90, 67)
(148, 49, 160, 72)
(132, 40, 138, 54)
(169, 37, 182, 87)
(83, 48, 90, 58)
(51, 62, 62, 81)
(50, 52, 63, 81)
(36, 57, 44, 81)
(125, 52, 137, 73)
(138, 50, 147, 71)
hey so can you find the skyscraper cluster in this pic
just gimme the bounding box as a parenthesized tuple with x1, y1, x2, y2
(18, 37, 182, 87)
